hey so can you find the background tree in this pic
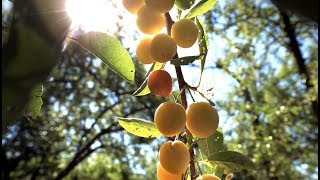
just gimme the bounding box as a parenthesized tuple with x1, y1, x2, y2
(2, 3, 166, 176)
(202, 0, 318, 179)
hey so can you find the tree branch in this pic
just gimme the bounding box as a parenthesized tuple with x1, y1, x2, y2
(165, 13, 196, 180)
(54, 123, 122, 180)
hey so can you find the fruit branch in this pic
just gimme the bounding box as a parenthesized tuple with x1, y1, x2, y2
(164, 12, 197, 180)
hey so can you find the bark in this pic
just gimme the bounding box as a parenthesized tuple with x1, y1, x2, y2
(280, 11, 318, 119)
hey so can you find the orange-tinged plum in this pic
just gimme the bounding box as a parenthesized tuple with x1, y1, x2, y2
(186, 102, 219, 138)
(196, 174, 221, 180)
(145, 0, 175, 13)
(136, 36, 155, 64)
(155, 101, 186, 137)
(159, 140, 190, 175)
(157, 163, 182, 180)
(122, 0, 144, 14)
(171, 19, 198, 48)
(150, 33, 177, 63)
(136, 5, 165, 34)
(147, 70, 172, 97)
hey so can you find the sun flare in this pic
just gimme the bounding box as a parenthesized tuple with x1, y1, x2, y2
(65, 0, 118, 32)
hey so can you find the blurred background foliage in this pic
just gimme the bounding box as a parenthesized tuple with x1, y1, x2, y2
(2, 0, 318, 179)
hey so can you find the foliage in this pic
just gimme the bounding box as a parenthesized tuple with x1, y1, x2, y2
(2, 41, 164, 179)
(204, 0, 318, 178)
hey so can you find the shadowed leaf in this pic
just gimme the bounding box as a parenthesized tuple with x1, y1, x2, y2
(208, 151, 255, 172)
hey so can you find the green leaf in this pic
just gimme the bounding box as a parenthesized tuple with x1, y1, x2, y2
(76, 32, 135, 83)
(31, 84, 43, 97)
(184, 0, 217, 19)
(208, 151, 255, 172)
(26, 84, 44, 119)
(197, 131, 223, 175)
(26, 97, 43, 119)
(171, 90, 182, 104)
(175, 0, 193, 10)
(133, 62, 164, 96)
(170, 55, 202, 66)
(214, 167, 224, 178)
(198, 131, 224, 159)
(117, 117, 162, 138)
(195, 17, 208, 87)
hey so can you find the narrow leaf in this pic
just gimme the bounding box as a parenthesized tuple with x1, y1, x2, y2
(208, 151, 255, 172)
(184, 0, 217, 19)
(170, 55, 202, 66)
(76, 32, 135, 83)
(196, 17, 208, 87)
(133, 62, 164, 96)
(117, 117, 162, 138)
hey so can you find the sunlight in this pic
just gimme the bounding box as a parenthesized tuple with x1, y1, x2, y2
(65, 0, 118, 32)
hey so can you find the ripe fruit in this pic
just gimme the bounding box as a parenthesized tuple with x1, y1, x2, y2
(145, 0, 175, 13)
(186, 102, 219, 138)
(147, 70, 172, 97)
(196, 174, 221, 180)
(136, 36, 155, 64)
(155, 101, 186, 137)
(122, 0, 144, 14)
(159, 140, 190, 175)
(157, 163, 182, 180)
(171, 19, 198, 48)
(150, 34, 177, 62)
(136, 5, 165, 34)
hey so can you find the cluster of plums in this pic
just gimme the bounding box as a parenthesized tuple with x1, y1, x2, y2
(122, 0, 220, 179)
(156, 101, 220, 180)
(123, 0, 198, 62)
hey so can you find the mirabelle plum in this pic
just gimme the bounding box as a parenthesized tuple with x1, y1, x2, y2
(136, 5, 165, 34)
(145, 0, 175, 13)
(171, 19, 198, 48)
(150, 34, 177, 63)
(196, 174, 221, 180)
(157, 163, 182, 180)
(147, 70, 172, 97)
(155, 101, 186, 137)
(122, 0, 144, 14)
(136, 36, 155, 64)
(186, 102, 219, 138)
(159, 141, 190, 175)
